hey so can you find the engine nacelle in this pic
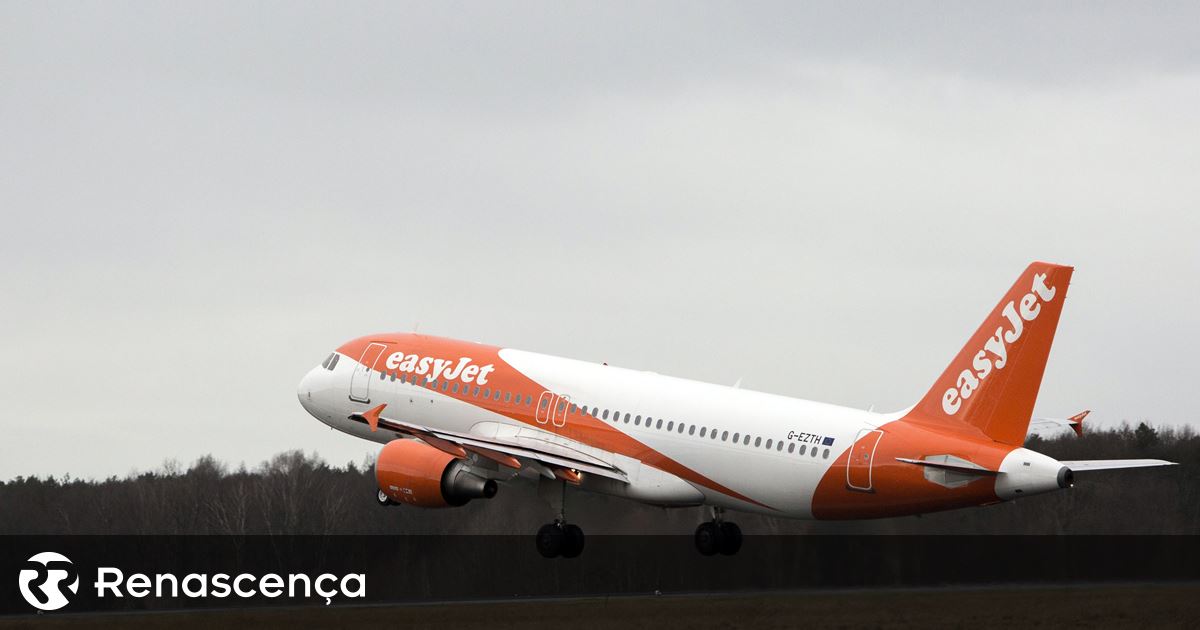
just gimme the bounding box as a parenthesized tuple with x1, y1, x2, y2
(375, 439, 498, 507)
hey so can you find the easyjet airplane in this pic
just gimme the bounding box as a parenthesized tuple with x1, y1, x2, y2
(297, 262, 1174, 558)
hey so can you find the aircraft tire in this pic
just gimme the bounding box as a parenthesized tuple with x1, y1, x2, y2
(560, 524, 585, 558)
(536, 523, 565, 558)
(718, 522, 742, 555)
(694, 521, 723, 556)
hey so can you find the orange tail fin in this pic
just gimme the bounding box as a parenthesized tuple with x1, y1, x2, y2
(908, 262, 1074, 445)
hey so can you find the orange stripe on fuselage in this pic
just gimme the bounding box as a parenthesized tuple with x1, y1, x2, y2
(336, 333, 774, 511)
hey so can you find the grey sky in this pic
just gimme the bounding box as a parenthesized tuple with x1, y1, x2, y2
(2, 2, 1197, 480)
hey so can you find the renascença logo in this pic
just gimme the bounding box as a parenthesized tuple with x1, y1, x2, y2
(18, 552, 79, 611)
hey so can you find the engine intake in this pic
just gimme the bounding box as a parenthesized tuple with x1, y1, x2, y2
(375, 439, 498, 508)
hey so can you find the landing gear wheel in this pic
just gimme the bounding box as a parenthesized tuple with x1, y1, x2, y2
(561, 523, 585, 558)
(694, 521, 722, 556)
(536, 522, 586, 558)
(536, 523, 565, 558)
(376, 489, 395, 507)
(718, 522, 742, 555)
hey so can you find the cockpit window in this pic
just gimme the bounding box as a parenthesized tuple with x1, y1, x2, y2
(323, 353, 339, 371)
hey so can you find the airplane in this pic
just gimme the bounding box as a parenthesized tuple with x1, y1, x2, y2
(297, 262, 1174, 558)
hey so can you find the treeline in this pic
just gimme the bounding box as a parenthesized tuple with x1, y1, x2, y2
(2, 423, 1195, 535)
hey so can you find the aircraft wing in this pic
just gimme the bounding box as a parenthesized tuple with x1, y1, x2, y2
(1029, 410, 1090, 437)
(1060, 459, 1177, 471)
(348, 404, 629, 483)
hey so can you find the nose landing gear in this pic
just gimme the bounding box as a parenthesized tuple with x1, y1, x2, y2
(694, 507, 742, 556)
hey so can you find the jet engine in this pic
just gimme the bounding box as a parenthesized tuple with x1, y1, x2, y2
(375, 439, 498, 507)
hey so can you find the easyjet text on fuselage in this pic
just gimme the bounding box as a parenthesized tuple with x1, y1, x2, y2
(384, 352, 496, 386)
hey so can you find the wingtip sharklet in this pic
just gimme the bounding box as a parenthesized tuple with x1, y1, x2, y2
(1069, 410, 1090, 437)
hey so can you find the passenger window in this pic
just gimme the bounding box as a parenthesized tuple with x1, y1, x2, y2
(823, 448, 830, 458)
(472, 386, 480, 397)
(505, 392, 512, 403)
(483, 388, 491, 398)
(494, 390, 501, 401)
(699, 427, 706, 437)
(556, 400, 565, 412)
(765, 439, 772, 449)
(389, 372, 396, 382)
(592, 408, 599, 418)
(378, 371, 385, 381)
(788, 443, 796, 453)
(688, 425, 696, 435)
(711, 430, 717, 440)
(743, 435, 751, 445)
(430, 380, 439, 389)
(732, 433, 740, 443)
(451, 383, 459, 393)
(777, 441, 784, 451)
(602, 409, 609, 420)
(677, 423, 685, 433)
(721, 431, 729, 441)
(667, 421, 674, 431)
(656, 419, 663, 429)
(569, 403, 577, 413)
(799, 445, 807, 455)
(624, 413, 631, 423)
(441, 381, 449, 391)
(581, 406, 588, 415)
(811, 448, 818, 458)
(635, 415, 642, 425)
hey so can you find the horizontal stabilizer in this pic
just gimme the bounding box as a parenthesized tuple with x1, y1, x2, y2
(1029, 410, 1090, 438)
(895, 457, 999, 475)
(1061, 459, 1177, 472)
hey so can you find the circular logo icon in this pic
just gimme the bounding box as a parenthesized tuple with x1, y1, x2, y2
(18, 552, 79, 611)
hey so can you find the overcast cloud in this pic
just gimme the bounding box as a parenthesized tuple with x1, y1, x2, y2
(2, 1, 1197, 479)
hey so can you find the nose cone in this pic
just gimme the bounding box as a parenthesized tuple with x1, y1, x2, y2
(298, 366, 323, 414)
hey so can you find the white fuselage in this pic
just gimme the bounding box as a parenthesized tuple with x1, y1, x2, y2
(300, 344, 894, 518)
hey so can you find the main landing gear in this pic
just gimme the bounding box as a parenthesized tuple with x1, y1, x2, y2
(535, 478, 585, 559)
(694, 507, 742, 556)
(536, 519, 585, 559)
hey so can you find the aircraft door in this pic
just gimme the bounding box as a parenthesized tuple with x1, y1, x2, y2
(552, 395, 570, 428)
(349, 342, 388, 403)
(846, 429, 883, 492)
(536, 392, 554, 424)
(535, 391, 570, 428)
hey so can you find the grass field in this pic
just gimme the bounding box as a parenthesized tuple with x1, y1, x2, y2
(4, 584, 1198, 629)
